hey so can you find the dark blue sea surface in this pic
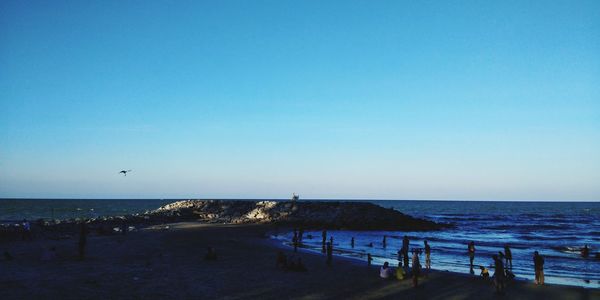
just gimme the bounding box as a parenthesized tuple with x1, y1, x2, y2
(1, 199, 598, 288)
(272, 200, 600, 288)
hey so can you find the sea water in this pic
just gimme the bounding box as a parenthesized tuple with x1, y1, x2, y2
(272, 200, 600, 288)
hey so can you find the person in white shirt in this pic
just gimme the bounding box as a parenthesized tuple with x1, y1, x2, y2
(380, 261, 393, 279)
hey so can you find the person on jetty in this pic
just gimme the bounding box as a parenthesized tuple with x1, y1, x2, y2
(380, 261, 393, 279)
(326, 242, 333, 266)
(78, 222, 88, 260)
(504, 244, 512, 269)
(367, 253, 372, 266)
(396, 262, 406, 280)
(492, 255, 505, 295)
(479, 266, 490, 280)
(412, 250, 421, 287)
(581, 245, 590, 258)
(402, 236, 410, 268)
(382, 235, 387, 248)
(424, 240, 431, 271)
(205, 247, 218, 261)
(468, 241, 476, 273)
(533, 251, 545, 285)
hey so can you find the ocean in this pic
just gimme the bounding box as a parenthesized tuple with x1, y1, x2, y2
(1, 199, 598, 288)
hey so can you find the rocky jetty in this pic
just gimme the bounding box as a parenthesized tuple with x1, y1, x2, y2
(150, 200, 449, 231)
(0, 200, 450, 241)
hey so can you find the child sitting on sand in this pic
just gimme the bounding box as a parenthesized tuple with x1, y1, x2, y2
(380, 262, 393, 279)
(396, 262, 406, 280)
(479, 266, 489, 279)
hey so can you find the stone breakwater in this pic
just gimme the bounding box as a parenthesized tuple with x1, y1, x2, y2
(0, 200, 450, 241)
(152, 200, 449, 231)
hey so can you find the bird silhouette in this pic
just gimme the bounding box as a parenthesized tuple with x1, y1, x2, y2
(119, 170, 132, 176)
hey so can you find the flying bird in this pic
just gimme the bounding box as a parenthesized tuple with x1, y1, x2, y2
(119, 170, 132, 176)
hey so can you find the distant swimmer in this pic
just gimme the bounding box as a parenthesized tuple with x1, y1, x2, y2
(119, 170, 132, 176)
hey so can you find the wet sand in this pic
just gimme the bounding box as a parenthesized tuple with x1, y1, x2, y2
(1, 222, 597, 299)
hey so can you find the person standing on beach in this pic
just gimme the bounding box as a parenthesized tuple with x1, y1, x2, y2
(492, 255, 506, 294)
(293, 229, 298, 252)
(351, 237, 355, 248)
(402, 236, 410, 268)
(326, 242, 333, 266)
(504, 245, 512, 269)
(412, 250, 421, 287)
(78, 222, 88, 260)
(367, 253, 372, 266)
(298, 228, 304, 244)
(424, 240, 431, 271)
(533, 251, 545, 285)
(322, 230, 327, 253)
(382, 235, 387, 248)
(468, 241, 476, 271)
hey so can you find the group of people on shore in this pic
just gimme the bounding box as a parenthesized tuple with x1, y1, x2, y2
(287, 231, 596, 292)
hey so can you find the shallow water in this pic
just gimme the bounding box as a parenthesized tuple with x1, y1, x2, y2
(273, 200, 600, 289)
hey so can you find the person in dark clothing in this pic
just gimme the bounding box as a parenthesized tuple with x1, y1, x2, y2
(581, 245, 590, 258)
(493, 255, 505, 294)
(504, 244, 512, 269)
(351, 237, 355, 248)
(326, 242, 333, 266)
(367, 253, 372, 266)
(298, 228, 304, 244)
(322, 230, 327, 253)
(382, 235, 387, 248)
(533, 251, 545, 285)
(78, 222, 88, 260)
(424, 240, 431, 271)
(402, 236, 410, 268)
(468, 241, 475, 273)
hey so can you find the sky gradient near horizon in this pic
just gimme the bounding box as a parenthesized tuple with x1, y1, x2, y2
(1, 1, 599, 200)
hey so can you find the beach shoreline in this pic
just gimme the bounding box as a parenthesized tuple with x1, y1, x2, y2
(1, 222, 597, 299)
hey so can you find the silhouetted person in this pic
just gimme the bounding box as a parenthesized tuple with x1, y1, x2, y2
(424, 240, 431, 271)
(468, 241, 475, 271)
(205, 247, 217, 261)
(276, 251, 287, 269)
(330, 236, 333, 245)
(326, 242, 332, 266)
(298, 228, 304, 243)
(382, 235, 387, 248)
(322, 230, 327, 253)
(581, 245, 590, 258)
(293, 235, 298, 252)
(351, 237, 355, 248)
(78, 222, 88, 260)
(121, 219, 127, 235)
(493, 255, 505, 294)
(402, 236, 410, 268)
(533, 251, 544, 285)
(367, 253, 372, 266)
(397, 249, 402, 263)
(412, 250, 421, 287)
(504, 244, 512, 269)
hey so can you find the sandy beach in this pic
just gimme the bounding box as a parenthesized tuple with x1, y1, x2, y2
(1, 222, 597, 300)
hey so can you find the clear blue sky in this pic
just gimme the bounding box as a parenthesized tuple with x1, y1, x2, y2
(1, 0, 599, 200)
